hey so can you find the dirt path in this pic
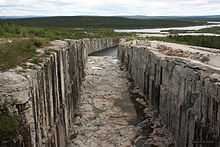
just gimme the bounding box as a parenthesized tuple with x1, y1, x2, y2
(68, 56, 138, 147)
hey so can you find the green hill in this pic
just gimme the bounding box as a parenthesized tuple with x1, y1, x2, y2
(1, 16, 206, 29)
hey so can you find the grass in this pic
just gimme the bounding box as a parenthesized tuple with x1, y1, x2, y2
(161, 26, 220, 34)
(147, 35, 220, 49)
(0, 23, 131, 39)
(0, 23, 134, 70)
(0, 38, 48, 70)
(161, 30, 194, 34)
(0, 113, 20, 141)
(0, 16, 212, 70)
(0, 99, 20, 142)
(197, 27, 220, 34)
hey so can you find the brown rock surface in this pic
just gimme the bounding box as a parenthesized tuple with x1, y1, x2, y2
(68, 56, 137, 147)
(118, 39, 220, 147)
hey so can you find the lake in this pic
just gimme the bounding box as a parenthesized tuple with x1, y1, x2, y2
(114, 22, 220, 34)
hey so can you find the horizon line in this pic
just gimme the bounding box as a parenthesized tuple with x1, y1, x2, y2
(1, 14, 220, 17)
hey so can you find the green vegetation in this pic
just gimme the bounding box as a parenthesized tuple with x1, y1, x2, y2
(3, 16, 206, 29)
(0, 100, 20, 142)
(0, 38, 46, 70)
(0, 22, 133, 70)
(124, 15, 220, 22)
(0, 16, 212, 70)
(0, 113, 20, 141)
(161, 29, 193, 34)
(197, 27, 220, 34)
(147, 35, 220, 49)
(0, 22, 130, 39)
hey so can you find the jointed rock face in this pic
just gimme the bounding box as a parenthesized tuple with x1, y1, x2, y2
(0, 38, 118, 147)
(1, 38, 220, 147)
(118, 39, 220, 147)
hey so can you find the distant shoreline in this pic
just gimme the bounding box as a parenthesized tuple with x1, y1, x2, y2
(114, 21, 220, 34)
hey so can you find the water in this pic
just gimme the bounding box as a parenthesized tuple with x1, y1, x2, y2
(114, 22, 220, 34)
(138, 32, 220, 38)
(89, 47, 118, 57)
(208, 21, 220, 24)
(178, 33, 220, 36)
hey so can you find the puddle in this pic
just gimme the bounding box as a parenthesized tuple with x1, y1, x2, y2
(89, 47, 118, 57)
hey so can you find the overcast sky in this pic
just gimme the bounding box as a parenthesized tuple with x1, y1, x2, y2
(0, 0, 220, 16)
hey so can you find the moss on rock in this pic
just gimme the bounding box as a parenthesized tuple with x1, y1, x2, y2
(0, 113, 20, 141)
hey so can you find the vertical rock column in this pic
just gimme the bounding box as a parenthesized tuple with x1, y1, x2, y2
(0, 38, 119, 147)
(118, 43, 220, 147)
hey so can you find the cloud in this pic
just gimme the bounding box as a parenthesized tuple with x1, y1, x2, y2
(0, 0, 220, 16)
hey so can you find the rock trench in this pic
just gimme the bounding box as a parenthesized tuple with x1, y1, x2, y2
(68, 56, 137, 147)
(67, 56, 173, 147)
(2, 38, 218, 147)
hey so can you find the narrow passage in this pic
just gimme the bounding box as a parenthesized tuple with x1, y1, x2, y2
(69, 56, 138, 147)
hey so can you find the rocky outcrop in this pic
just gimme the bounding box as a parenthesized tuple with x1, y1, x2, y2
(0, 38, 118, 147)
(118, 40, 220, 147)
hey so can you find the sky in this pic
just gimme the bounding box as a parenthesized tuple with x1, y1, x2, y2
(0, 0, 220, 16)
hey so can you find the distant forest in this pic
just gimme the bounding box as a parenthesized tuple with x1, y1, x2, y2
(0, 16, 207, 29)
(148, 35, 220, 49)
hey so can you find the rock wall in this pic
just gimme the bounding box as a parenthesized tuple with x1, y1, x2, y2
(118, 40, 220, 147)
(0, 38, 118, 147)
